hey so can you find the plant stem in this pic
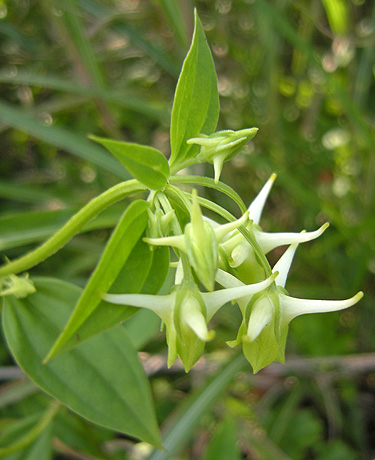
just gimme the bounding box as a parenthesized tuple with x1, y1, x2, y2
(156, 191, 193, 281)
(0, 180, 147, 278)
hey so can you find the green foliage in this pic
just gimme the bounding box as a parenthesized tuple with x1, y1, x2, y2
(90, 136, 170, 190)
(3, 278, 161, 447)
(0, 1, 374, 459)
(169, 10, 219, 168)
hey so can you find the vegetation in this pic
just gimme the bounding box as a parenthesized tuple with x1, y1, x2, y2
(0, 1, 374, 459)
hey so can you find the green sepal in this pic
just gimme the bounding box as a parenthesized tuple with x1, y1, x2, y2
(90, 135, 170, 190)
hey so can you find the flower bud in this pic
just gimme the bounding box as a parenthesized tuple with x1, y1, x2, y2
(184, 191, 218, 291)
(0, 274, 36, 299)
(187, 128, 258, 183)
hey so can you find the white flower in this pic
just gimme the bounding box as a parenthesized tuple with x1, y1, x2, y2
(216, 240, 363, 373)
(102, 274, 276, 371)
(144, 190, 249, 291)
(220, 174, 329, 284)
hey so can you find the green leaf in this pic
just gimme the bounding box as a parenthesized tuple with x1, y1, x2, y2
(90, 135, 170, 190)
(58, 243, 170, 355)
(2, 278, 161, 447)
(169, 10, 219, 167)
(202, 416, 241, 460)
(45, 200, 149, 361)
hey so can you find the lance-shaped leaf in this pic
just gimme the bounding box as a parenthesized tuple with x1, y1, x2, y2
(46, 200, 149, 361)
(90, 135, 170, 190)
(53, 242, 169, 356)
(2, 278, 161, 447)
(169, 10, 219, 167)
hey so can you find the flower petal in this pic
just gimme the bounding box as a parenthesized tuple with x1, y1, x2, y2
(248, 173, 276, 225)
(280, 291, 364, 321)
(256, 222, 329, 254)
(246, 296, 273, 342)
(272, 239, 300, 289)
(214, 211, 249, 242)
(102, 292, 174, 318)
(203, 272, 278, 319)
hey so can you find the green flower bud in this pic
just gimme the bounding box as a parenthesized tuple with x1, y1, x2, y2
(187, 128, 258, 183)
(144, 191, 249, 291)
(0, 273, 36, 299)
(184, 190, 218, 291)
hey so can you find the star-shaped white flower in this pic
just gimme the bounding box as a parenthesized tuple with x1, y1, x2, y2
(216, 239, 363, 373)
(220, 174, 329, 284)
(102, 273, 276, 371)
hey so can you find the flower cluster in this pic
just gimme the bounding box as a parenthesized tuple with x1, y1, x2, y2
(103, 129, 363, 373)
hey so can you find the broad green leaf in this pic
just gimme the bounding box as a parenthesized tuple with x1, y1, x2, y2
(0, 101, 127, 178)
(147, 354, 247, 460)
(58, 243, 170, 355)
(90, 136, 170, 190)
(202, 416, 241, 460)
(2, 278, 161, 447)
(45, 200, 149, 360)
(169, 10, 219, 167)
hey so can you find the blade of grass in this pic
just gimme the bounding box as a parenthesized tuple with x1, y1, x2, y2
(0, 101, 128, 177)
(147, 354, 248, 460)
(79, 0, 180, 77)
(0, 71, 169, 121)
(156, 0, 190, 49)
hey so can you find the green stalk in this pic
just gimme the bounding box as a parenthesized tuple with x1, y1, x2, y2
(183, 190, 273, 278)
(0, 180, 147, 278)
(156, 191, 193, 281)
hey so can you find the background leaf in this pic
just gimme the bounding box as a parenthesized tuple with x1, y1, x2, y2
(2, 277, 161, 447)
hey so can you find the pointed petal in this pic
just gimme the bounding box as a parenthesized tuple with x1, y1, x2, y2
(202, 272, 278, 319)
(144, 235, 186, 252)
(248, 173, 277, 225)
(183, 306, 215, 341)
(280, 291, 364, 321)
(246, 297, 273, 341)
(213, 154, 225, 184)
(174, 259, 184, 285)
(215, 268, 244, 289)
(256, 222, 329, 254)
(272, 239, 300, 289)
(102, 292, 174, 318)
(214, 211, 249, 242)
(229, 242, 249, 268)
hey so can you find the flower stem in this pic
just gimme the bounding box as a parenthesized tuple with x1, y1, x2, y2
(156, 191, 193, 281)
(0, 180, 147, 278)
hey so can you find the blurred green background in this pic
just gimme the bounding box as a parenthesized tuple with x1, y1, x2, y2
(0, 0, 374, 459)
